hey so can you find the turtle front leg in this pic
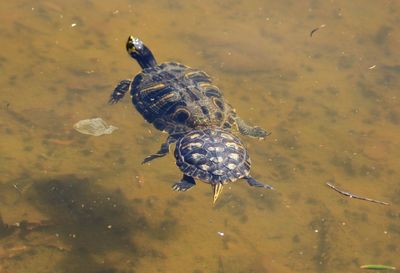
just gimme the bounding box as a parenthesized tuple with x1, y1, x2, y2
(142, 135, 178, 164)
(172, 174, 196, 191)
(108, 80, 131, 104)
(235, 117, 271, 139)
(245, 176, 274, 190)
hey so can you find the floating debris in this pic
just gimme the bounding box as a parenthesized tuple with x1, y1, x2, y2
(368, 65, 377, 70)
(310, 24, 326, 37)
(48, 139, 73, 145)
(326, 182, 389, 205)
(73, 118, 118, 136)
(135, 175, 145, 187)
(360, 264, 396, 270)
(3, 100, 10, 109)
(12, 183, 22, 193)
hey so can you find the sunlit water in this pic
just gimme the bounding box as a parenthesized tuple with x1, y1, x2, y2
(0, 1, 399, 272)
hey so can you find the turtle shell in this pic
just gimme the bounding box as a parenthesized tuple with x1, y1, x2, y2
(130, 62, 237, 135)
(174, 128, 251, 184)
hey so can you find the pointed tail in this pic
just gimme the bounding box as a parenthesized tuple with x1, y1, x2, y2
(212, 183, 224, 204)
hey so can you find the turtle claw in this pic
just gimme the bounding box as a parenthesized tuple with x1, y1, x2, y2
(172, 181, 194, 191)
(172, 175, 196, 192)
(108, 97, 120, 104)
(108, 91, 126, 104)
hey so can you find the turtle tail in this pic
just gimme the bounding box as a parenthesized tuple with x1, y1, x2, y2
(212, 183, 224, 204)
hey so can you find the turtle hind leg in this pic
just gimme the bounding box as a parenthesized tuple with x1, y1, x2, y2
(108, 79, 131, 104)
(142, 135, 178, 164)
(235, 117, 270, 139)
(172, 175, 196, 192)
(245, 176, 274, 190)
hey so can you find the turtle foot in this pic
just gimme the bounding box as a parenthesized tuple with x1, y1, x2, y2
(142, 153, 167, 164)
(172, 175, 196, 192)
(142, 137, 176, 164)
(247, 126, 271, 139)
(108, 80, 131, 104)
(245, 176, 274, 190)
(235, 117, 270, 139)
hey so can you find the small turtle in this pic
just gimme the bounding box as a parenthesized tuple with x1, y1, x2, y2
(173, 127, 273, 203)
(109, 36, 269, 163)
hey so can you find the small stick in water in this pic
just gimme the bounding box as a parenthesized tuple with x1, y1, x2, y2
(310, 24, 326, 37)
(360, 264, 396, 270)
(326, 182, 389, 205)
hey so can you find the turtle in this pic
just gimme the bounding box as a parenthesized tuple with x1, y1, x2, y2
(109, 36, 269, 163)
(173, 127, 273, 203)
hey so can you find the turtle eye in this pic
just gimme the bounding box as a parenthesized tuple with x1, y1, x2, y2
(212, 98, 225, 110)
(173, 108, 190, 123)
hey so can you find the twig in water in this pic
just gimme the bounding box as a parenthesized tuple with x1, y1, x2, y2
(13, 183, 22, 193)
(360, 264, 396, 270)
(310, 24, 326, 37)
(326, 182, 389, 205)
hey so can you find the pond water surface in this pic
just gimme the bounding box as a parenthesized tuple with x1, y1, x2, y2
(0, 1, 399, 273)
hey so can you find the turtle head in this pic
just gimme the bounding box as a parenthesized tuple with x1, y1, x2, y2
(126, 36, 157, 69)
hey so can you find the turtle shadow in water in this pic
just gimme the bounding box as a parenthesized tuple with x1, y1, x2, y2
(25, 175, 173, 273)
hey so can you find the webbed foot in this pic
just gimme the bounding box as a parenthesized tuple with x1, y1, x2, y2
(245, 176, 274, 190)
(172, 175, 196, 192)
(142, 143, 169, 164)
(235, 117, 270, 138)
(108, 80, 131, 104)
(142, 135, 178, 164)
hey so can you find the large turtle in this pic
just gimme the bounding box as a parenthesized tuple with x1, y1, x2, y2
(109, 36, 269, 163)
(173, 127, 273, 203)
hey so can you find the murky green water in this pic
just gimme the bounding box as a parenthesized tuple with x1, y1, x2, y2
(1, 1, 399, 272)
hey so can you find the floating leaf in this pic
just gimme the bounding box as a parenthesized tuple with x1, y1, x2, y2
(73, 118, 118, 136)
(360, 264, 396, 270)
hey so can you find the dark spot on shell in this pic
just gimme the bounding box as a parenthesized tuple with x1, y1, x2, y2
(213, 98, 225, 110)
(205, 88, 221, 98)
(173, 109, 190, 123)
(201, 106, 209, 115)
(223, 122, 231, 128)
(214, 112, 223, 120)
